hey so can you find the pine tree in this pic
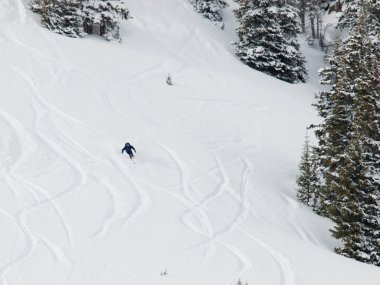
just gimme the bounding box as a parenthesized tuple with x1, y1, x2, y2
(189, 0, 227, 23)
(330, 121, 380, 265)
(344, 11, 380, 265)
(83, 0, 129, 40)
(337, 0, 360, 30)
(40, 0, 84, 38)
(317, 7, 380, 266)
(30, 0, 45, 13)
(329, 128, 370, 262)
(234, 0, 307, 83)
(296, 134, 320, 207)
(312, 39, 355, 216)
(30, 0, 129, 40)
(338, 0, 380, 40)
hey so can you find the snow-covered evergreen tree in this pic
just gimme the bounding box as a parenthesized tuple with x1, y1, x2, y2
(337, 0, 360, 30)
(296, 134, 320, 207)
(312, 38, 357, 216)
(339, 0, 380, 41)
(337, 12, 380, 265)
(234, 0, 307, 83)
(30, 0, 129, 40)
(83, 0, 129, 41)
(30, 0, 44, 13)
(330, 124, 380, 265)
(40, 0, 84, 38)
(312, 6, 380, 266)
(189, 0, 227, 23)
(328, 128, 371, 263)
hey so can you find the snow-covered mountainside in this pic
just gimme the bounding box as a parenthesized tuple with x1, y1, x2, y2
(0, 0, 379, 284)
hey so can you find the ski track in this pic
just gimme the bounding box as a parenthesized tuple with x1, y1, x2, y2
(278, 194, 322, 246)
(100, 61, 168, 130)
(0, 111, 74, 229)
(179, 156, 296, 285)
(157, 145, 216, 258)
(130, 146, 254, 275)
(0, 112, 77, 285)
(84, 173, 141, 251)
(1, 4, 93, 283)
(238, 228, 297, 285)
(156, 141, 255, 276)
(4, 17, 156, 280)
(0, 1, 303, 284)
(182, 157, 254, 275)
(108, 156, 153, 229)
(0, 113, 37, 284)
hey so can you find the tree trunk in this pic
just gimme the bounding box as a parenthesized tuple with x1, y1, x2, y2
(310, 16, 315, 39)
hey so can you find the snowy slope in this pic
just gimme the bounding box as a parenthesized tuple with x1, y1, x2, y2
(0, 0, 379, 285)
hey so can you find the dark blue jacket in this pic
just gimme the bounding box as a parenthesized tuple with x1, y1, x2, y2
(122, 143, 136, 154)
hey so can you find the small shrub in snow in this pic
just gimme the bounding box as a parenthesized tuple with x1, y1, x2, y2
(160, 269, 168, 276)
(166, 74, 173, 86)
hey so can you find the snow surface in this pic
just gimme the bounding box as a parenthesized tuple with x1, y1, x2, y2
(0, 0, 379, 284)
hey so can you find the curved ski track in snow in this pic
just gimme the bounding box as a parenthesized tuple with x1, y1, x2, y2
(0, 6, 295, 283)
(2, 1, 380, 285)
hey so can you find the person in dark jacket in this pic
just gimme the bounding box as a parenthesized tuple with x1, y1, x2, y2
(122, 142, 136, 160)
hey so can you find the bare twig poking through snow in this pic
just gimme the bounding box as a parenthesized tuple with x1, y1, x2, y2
(236, 278, 248, 285)
(160, 269, 168, 276)
(166, 74, 173, 85)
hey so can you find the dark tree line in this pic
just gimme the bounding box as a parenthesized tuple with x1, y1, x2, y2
(30, 0, 129, 40)
(297, 1, 380, 266)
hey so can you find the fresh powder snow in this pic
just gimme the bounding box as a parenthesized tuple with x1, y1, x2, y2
(0, 0, 379, 285)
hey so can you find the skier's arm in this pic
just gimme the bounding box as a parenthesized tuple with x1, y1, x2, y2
(121, 147, 125, 154)
(131, 146, 136, 153)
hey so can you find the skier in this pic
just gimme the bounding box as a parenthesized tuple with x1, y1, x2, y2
(122, 142, 136, 161)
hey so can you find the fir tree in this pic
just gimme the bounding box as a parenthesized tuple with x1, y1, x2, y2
(83, 0, 129, 41)
(329, 128, 370, 263)
(189, 0, 227, 23)
(330, 119, 380, 265)
(338, 0, 380, 41)
(30, 0, 45, 13)
(343, 11, 380, 265)
(41, 0, 84, 38)
(337, 0, 360, 30)
(296, 133, 319, 207)
(30, 0, 129, 40)
(234, 0, 307, 83)
(314, 6, 380, 266)
(312, 39, 355, 216)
